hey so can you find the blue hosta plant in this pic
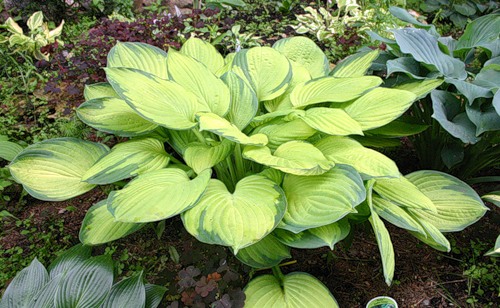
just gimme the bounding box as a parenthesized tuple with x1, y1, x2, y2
(0, 244, 166, 307)
(7, 36, 488, 305)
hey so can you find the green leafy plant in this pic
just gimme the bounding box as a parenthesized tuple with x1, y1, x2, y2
(7, 36, 488, 305)
(0, 244, 167, 306)
(0, 136, 24, 205)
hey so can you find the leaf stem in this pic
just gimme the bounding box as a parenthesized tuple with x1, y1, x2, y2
(233, 143, 246, 180)
(191, 128, 207, 144)
(271, 266, 285, 287)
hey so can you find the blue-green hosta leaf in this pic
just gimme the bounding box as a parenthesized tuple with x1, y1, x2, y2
(455, 13, 500, 57)
(8, 138, 109, 201)
(236, 234, 291, 268)
(445, 78, 492, 105)
(81, 138, 170, 184)
(244, 272, 339, 308)
(80, 200, 145, 245)
(222, 71, 258, 130)
(197, 112, 268, 146)
(466, 102, 500, 135)
(55, 255, 114, 308)
(231, 47, 292, 101)
(0, 141, 24, 161)
(242, 141, 334, 176)
(144, 284, 167, 308)
(180, 37, 224, 74)
(408, 213, 451, 252)
(108, 168, 211, 223)
(290, 76, 382, 108)
(315, 136, 399, 179)
(386, 57, 425, 79)
(255, 118, 317, 151)
(482, 191, 500, 207)
(374, 176, 437, 213)
(389, 6, 438, 34)
(368, 209, 395, 286)
(331, 49, 380, 77)
(101, 272, 146, 308)
(77, 97, 159, 137)
(394, 79, 444, 100)
(493, 91, 500, 117)
(406, 170, 488, 232)
(47, 244, 92, 279)
(29, 274, 64, 307)
(0, 258, 49, 308)
(343, 87, 417, 130)
(184, 139, 233, 174)
(280, 165, 365, 233)
(393, 28, 467, 80)
(83, 82, 120, 100)
(274, 219, 350, 250)
(272, 36, 329, 78)
(431, 90, 480, 143)
(297, 107, 363, 136)
(182, 175, 287, 253)
(107, 42, 168, 79)
(167, 50, 230, 117)
(372, 195, 425, 235)
(106, 67, 209, 130)
(474, 69, 500, 91)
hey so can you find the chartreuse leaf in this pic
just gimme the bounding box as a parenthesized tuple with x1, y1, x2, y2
(181, 175, 287, 253)
(455, 13, 500, 57)
(82, 138, 170, 184)
(184, 139, 234, 173)
(197, 112, 268, 146)
(107, 42, 168, 78)
(280, 165, 365, 233)
(242, 141, 334, 176)
(27, 11, 43, 30)
(84, 82, 120, 100)
(144, 284, 167, 308)
(55, 255, 114, 308)
(105, 67, 209, 130)
(0, 258, 48, 308)
(244, 272, 339, 308)
(296, 107, 363, 136)
(272, 36, 329, 78)
(80, 200, 145, 245)
(274, 219, 350, 249)
(369, 208, 395, 286)
(108, 168, 211, 223)
(373, 176, 437, 213)
(290, 76, 382, 108)
(405, 170, 488, 232)
(180, 37, 224, 73)
(343, 88, 417, 130)
(8, 138, 109, 201)
(222, 71, 259, 130)
(394, 79, 444, 99)
(315, 136, 399, 178)
(0, 141, 24, 161)
(485, 235, 500, 257)
(167, 50, 230, 117)
(236, 234, 291, 268)
(47, 244, 92, 279)
(167, 130, 197, 154)
(482, 191, 500, 207)
(331, 49, 380, 77)
(101, 272, 146, 308)
(365, 119, 429, 138)
(231, 46, 292, 101)
(372, 195, 425, 235)
(408, 212, 451, 252)
(77, 97, 159, 137)
(255, 118, 317, 150)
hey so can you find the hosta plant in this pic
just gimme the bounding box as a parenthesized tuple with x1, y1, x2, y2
(0, 244, 166, 307)
(7, 36, 488, 305)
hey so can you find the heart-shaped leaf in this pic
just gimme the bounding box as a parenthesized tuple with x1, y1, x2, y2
(222, 71, 259, 130)
(394, 79, 444, 99)
(236, 233, 291, 268)
(184, 139, 234, 173)
(374, 176, 437, 212)
(274, 219, 350, 249)
(101, 272, 146, 308)
(83, 82, 120, 100)
(47, 244, 92, 279)
(180, 37, 224, 74)
(0, 140, 24, 161)
(255, 118, 317, 150)
(107, 42, 168, 79)
(330, 49, 379, 77)
(297, 107, 363, 136)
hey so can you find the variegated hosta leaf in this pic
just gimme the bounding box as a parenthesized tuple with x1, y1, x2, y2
(106, 67, 209, 130)
(279, 165, 365, 233)
(180, 37, 225, 74)
(184, 139, 234, 174)
(296, 107, 363, 136)
(0, 140, 24, 161)
(8, 138, 109, 201)
(197, 112, 268, 146)
(408, 212, 451, 252)
(167, 50, 230, 117)
(394, 79, 444, 100)
(107, 42, 168, 79)
(235, 234, 291, 268)
(83, 82, 120, 100)
(79, 200, 145, 245)
(82, 138, 170, 184)
(108, 168, 211, 223)
(374, 176, 437, 212)
(482, 191, 500, 207)
(77, 97, 159, 137)
(330, 49, 380, 77)
(290, 76, 382, 108)
(255, 118, 317, 151)
(315, 136, 399, 179)
(181, 175, 287, 253)
(272, 36, 329, 78)
(372, 195, 425, 235)
(259, 168, 284, 185)
(405, 170, 488, 232)
(274, 219, 350, 249)
(485, 235, 500, 257)
(244, 272, 339, 308)
(167, 130, 197, 154)
(368, 209, 395, 286)
(343, 88, 417, 130)
(231, 46, 292, 101)
(242, 141, 334, 176)
(222, 71, 259, 130)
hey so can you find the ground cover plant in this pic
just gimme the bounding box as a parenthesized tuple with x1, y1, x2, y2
(4, 33, 490, 306)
